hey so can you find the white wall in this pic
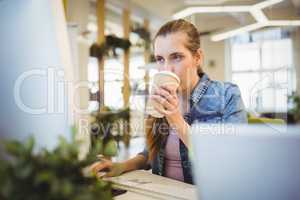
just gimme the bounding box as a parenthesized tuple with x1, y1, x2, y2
(67, 0, 91, 159)
(201, 36, 226, 81)
(66, 0, 90, 116)
(66, 0, 90, 33)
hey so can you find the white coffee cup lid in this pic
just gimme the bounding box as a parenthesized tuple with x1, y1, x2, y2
(154, 71, 180, 84)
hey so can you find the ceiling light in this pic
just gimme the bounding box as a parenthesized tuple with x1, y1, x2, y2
(252, 0, 284, 10)
(173, 6, 251, 19)
(250, 8, 268, 23)
(211, 20, 300, 42)
(173, 0, 300, 41)
(268, 20, 300, 26)
(173, 0, 283, 19)
(184, 0, 228, 5)
(211, 23, 265, 41)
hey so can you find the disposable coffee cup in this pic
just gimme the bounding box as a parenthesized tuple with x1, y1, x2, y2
(146, 71, 180, 118)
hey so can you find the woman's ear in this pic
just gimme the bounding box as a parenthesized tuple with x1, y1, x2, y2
(195, 48, 204, 67)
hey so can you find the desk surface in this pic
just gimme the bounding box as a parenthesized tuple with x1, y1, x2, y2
(105, 170, 198, 200)
(114, 191, 159, 200)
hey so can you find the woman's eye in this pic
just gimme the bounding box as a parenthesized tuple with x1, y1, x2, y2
(156, 57, 164, 64)
(172, 55, 183, 62)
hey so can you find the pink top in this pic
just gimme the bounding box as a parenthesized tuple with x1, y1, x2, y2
(164, 129, 184, 182)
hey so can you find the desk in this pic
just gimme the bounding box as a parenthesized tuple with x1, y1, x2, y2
(105, 170, 198, 200)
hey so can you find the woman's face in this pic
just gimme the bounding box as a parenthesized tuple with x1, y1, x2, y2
(154, 32, 203, 92)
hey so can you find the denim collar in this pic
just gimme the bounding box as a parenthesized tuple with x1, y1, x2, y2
(190, 73, 210, 106)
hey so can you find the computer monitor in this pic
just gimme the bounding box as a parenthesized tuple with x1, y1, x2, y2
(0, 0, 74, 149)
(190, 124, 300, 200)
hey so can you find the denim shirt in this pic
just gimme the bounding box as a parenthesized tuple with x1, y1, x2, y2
(139, 73, 247, 184)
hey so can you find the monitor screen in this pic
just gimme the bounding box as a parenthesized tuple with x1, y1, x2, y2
(0, 0, 74, 150)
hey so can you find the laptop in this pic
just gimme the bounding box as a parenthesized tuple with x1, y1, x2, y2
(190, 124, 300, 200)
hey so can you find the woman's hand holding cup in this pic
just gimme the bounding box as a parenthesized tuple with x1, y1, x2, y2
(146, 71, 181, 123)
(151, 85, 180, 117)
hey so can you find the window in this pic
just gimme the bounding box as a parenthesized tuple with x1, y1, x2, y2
(230, 29, 296, 113)
(87, 54, 148, 111)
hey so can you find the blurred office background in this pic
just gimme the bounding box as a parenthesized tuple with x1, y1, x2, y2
(1, 0, 300, 160)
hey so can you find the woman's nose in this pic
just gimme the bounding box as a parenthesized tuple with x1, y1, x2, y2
(160, 62, 174, 72)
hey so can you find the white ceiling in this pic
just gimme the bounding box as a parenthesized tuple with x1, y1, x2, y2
(129, 0, 299, 19)
(89, 0, 300, 37)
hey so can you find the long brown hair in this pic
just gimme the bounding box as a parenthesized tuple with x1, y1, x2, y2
(146, 19, 202, 161)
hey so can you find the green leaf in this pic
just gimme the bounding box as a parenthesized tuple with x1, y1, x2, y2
(93, 140, 103, 154)
(34, 171, 54, 185)
(71, 125, 78, 142)
(15, 164, 33, 179)
(25, 136, 35, 154)
(58, 136, 68, 148)
(0, 131, 113, 200)
(103, 140, 118, 157)
(5, 140, 24, 157)
(1, 180, 13, 199)
(62, 180, 73, 197)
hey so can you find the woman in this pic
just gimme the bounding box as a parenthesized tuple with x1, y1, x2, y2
(90, 19, 247, 184)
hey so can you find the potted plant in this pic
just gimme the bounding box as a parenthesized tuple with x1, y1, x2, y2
(0, 130, 113, 200)
(90, 106, 130, 152)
